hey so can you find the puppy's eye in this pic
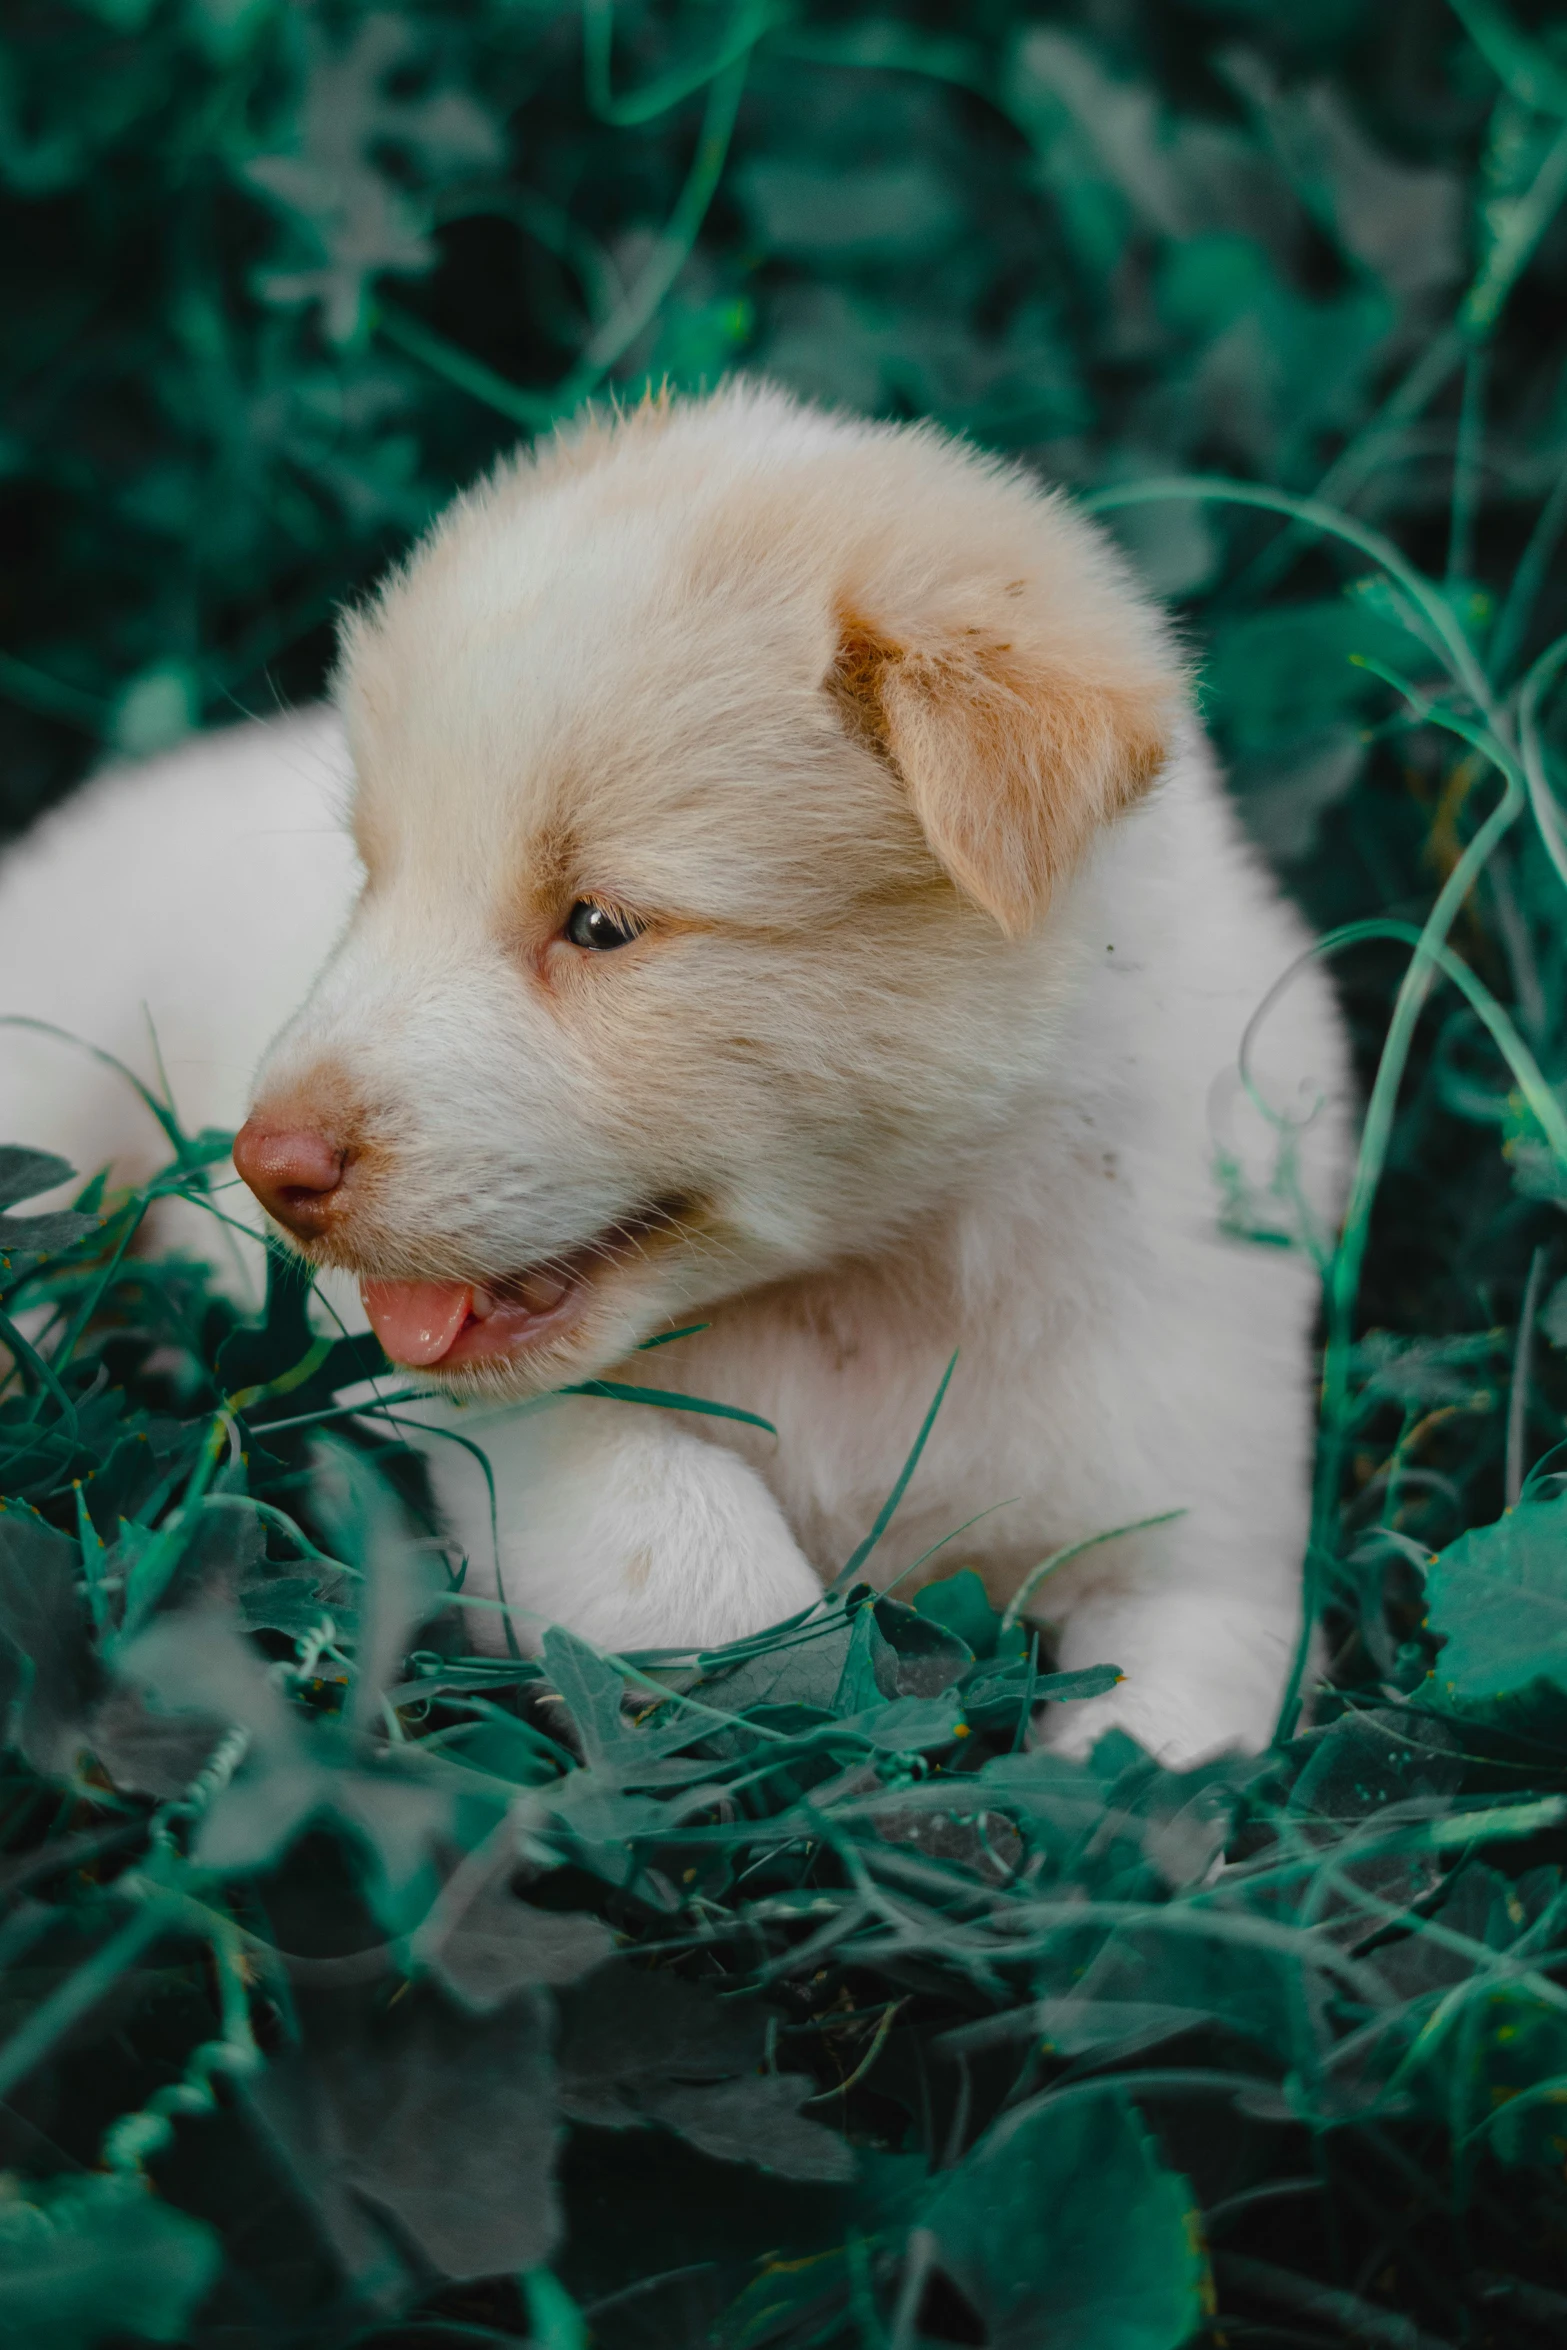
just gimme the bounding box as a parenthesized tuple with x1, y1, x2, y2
(564, 899, 642, 951)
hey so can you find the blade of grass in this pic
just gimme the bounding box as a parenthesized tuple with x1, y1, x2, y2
(828, 1352, 959, 1594)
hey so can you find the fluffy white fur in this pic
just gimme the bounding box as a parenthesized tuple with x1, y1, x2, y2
(0, 385, 1348, 1760)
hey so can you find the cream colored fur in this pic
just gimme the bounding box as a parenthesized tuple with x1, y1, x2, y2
(0, 384, 1349, 1761)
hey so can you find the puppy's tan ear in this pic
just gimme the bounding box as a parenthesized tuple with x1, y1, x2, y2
(830, 594, 1177, 937)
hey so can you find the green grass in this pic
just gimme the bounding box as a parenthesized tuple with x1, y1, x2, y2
(7, 1, 1567, 2344)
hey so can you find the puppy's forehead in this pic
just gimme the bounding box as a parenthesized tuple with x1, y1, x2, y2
(341, 486, 904, 917)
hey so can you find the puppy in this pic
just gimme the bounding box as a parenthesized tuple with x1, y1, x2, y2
(0, 385, 1347, 1760)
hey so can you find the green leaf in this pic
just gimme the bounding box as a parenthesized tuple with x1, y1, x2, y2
(1422, 1495, 1567, 1709)
(0, 1148, 75, 1208)
(0, 1212, 98, 1262)
(556, 1962, 765, 2123)
(0, 1146, 98, 1281)
(120, 1607, 460, 1930)
(827, 1590, 972, 1716)
(0, 1501, 95, 1777)
(829, 1600, 885, 1716)
(913, 1566, 1007, 1658)
(869, 1593, 974, 1694)
(542, 1625, 721, 1778)
(647, 2072, 856, 2184)
(694, 1609, 857, 1713)
(248, 1991, 559, 2286)
(420, 1856, 615, 2014)
(87, 1679, 224, 1799)
(0, 2175, 220, 2348)
(923, 2090, 1206, 2350)
(557, 1963, 852, 2181)
(848, 1692, 967, 1752)
(1204, 596, 1432, 760)
(217, 1252, 389, 1425)
(215, 1250, 318, 1401)
(311, 1442, 445, 1731)
(1037, 1662, 1123, 1704)
(1349, 1329, 1505, 1413)
(239, 1572, 342, 1638)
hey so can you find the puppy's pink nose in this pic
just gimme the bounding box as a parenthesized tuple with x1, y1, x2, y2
(232, 1121, 345, 1241)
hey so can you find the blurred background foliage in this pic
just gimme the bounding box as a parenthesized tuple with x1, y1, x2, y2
(1, 0, 1559, 827)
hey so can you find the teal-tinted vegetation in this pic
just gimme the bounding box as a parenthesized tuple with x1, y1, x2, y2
(5, 1, 1567, 2344)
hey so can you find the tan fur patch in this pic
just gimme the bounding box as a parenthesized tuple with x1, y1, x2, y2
(250, 1053, 368, 1157)
(623, 1546, 653, 1592)
(827, 609, 900, 760)
(513, 818, 583, 933)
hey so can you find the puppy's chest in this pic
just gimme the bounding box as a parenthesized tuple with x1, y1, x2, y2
(644, 1297, 1028, 1577)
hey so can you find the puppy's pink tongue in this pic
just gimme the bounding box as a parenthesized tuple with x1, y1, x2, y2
(361, 1278, 473, 1367)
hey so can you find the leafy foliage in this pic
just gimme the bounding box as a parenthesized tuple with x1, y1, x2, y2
(1, 1140, 1567, 2350)
(8, 0, 1567, 2345)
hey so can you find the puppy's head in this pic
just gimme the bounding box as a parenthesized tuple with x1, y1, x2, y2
(236, 385, 1183, 1393)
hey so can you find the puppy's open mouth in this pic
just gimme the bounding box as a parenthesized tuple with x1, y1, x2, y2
(358, 1203, 688, 1372)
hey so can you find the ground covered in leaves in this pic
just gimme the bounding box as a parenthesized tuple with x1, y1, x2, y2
(5, 1149, 1567, 2350)
(7, 1, 1567, 2346)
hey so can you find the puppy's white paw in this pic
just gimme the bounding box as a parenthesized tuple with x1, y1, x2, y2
(414, 1397, 824, 1656)
(1035, 1677, 1264, 1769)
(1032, 1599, 1298, 1767)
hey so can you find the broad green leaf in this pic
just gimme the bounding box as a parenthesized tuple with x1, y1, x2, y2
(543, 1625, 731, 1778)
(1422, 1495, 1567, 1709)
(0, 2175, 220, 2348)
(913, 1567, 1006, 1657)
(827, 1591, 971, 1717)
(829, 1600, 884, 1716)
(121, 1607, 462, 1930)
(87, 1678, 224, 1799)
(557, 1962, 851, 2180)
(420, 1855, 615, 2014)
(1204, 596, 1433, 760)
(1222, 53, 1462, 300)
(649, 2073, 856, 2183)
(248, 1991, 559, 2285)
(556, 1961, 765, 2121)
(0, 1501, 95, 1776)
(0, 1148, 75, 1208)
(309, 1441, 445, 1730)
(0, 1144, 98, 1282)
(695, 1609, 856, 1713)
(0, 1211, 98, 1266)
(923, 2090, 1206, 2350)
(869, 1592, 973, 1693)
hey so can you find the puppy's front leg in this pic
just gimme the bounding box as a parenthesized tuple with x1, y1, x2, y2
(408, 1396, 824, 1654)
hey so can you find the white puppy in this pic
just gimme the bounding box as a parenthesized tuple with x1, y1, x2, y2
(0, 385, 1347, 1760)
